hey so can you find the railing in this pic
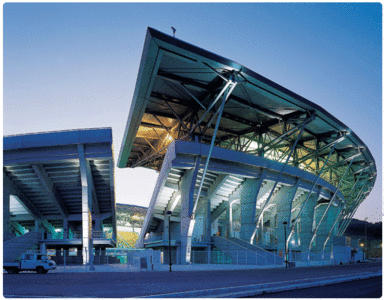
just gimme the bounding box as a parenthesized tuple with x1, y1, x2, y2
(144, 233, 211, 244)
(289, 251, 333, 263)
(93, 231, 115, 239)
(46, 230, 115, 241)
(186, 250, 333, 265)
(144, 232, 164, 243)
(174, 250, 282, 266)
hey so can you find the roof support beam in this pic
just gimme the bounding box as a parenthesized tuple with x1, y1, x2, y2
(192, 79, 238, 219)
(287, 140, 339, 244)
(251, 115, 314, 243)
(296, 134, 346, 165)
(263, 115, 316, 153)
(228, 95, 283, 120)
(78, 144, 94, 265)
(322, 151, 362, 173)
(31, 164, 68, 218)
(308, 155, 356, 250)
(4, 172, 43, 220)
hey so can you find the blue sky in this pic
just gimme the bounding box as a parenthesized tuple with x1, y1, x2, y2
(3, 3, 382, 222)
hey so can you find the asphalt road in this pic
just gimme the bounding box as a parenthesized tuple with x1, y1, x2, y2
(3, 262, 382, 298)
(250, 276, 382, 298)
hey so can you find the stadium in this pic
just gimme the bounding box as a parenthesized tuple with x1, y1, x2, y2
(117, 28, 377, 264)
(3, 27, 377, 267)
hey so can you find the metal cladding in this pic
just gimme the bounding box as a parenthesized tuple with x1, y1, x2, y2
(118, 28, 376, 257)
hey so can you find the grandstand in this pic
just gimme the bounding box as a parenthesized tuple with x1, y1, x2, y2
(117, 28, 377, 264)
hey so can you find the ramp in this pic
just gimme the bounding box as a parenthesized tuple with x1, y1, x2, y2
(3, 231, 42, 262)
(213, 236, 283, 265)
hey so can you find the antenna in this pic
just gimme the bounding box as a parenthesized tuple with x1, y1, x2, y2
(171, 27, 176, 37)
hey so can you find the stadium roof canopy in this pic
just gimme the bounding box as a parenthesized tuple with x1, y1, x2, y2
(118, 27, 376, 220)
(118, 28, 377, 236)
(4, 128, 116, 229)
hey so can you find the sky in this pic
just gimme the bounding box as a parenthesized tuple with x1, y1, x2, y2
(3, 3, 382, 223)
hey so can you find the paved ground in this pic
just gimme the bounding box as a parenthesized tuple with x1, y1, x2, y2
(250, 276, 382, 298)
(3, 262, 381, 298)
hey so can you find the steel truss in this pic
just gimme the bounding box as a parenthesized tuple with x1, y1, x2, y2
(127, 61, 375, 236)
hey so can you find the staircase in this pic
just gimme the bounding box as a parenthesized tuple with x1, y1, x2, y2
(40, 219, 56, 234)
(10, 221, 27, 236)
(213, 236, 283, 265)
(3, 231, 42, 263)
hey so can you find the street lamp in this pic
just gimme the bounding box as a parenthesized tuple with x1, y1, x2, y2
(364, 217, 368, 260)
(283, 221, 288, 268)
(166, 211, 172, 272)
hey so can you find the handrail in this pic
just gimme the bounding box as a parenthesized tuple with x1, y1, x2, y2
(45, 230, 115, 240)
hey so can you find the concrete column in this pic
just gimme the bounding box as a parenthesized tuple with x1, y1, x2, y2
(94, 217, 102, 232)
(313, 204, 339, 253)
(193, 199, 205, 241)
(81, 184, 93, 265)
(299, 192, 320, 259)
(312, 204, 328, 253)
(78, 144, 93, 265)
(35, 219, 40, 233)
(275, 185, 299, 257)
(327, 204, 342, 249)
(55, 249, 64, 265)
(324, 205, 339, 253)
(94, 247, 101, 265)
(40, 242, 47, 253)
(229, 200, 234, 238)
(163, 214, 170, 241)
(3, 180, 12, 239)
(240, 178, 265, 243)
(63, 218, 69, 239)
(224, 202, 230, 238)
(204, 197, 211, 241)
(211, 219, 219, 236)
(262, 208, 277, 246)
(180, 166, 199, 264)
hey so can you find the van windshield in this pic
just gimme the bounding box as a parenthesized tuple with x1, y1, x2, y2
(37, 255, 50, 260)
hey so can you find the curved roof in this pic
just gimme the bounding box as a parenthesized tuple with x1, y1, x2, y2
(118, 27, 376, 211)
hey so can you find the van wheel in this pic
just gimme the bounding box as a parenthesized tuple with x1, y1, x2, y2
(7, 268, 18, 274)
(36, 267, 45, 274)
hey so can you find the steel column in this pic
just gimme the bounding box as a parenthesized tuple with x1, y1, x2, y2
(338, 180, 371, 236)
(308, 156, 356, 250)
(336, 171, 371, 235)
(78, 144, 94, 266)
(323, 179, 369, 250)
(191, 78, 238, 219)
(287, 140, 339, 245)
(251, 115, 314, 244)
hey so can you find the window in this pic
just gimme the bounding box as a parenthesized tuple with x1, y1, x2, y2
(37, 255, 50, 260)
(47, 249, 56, 256)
